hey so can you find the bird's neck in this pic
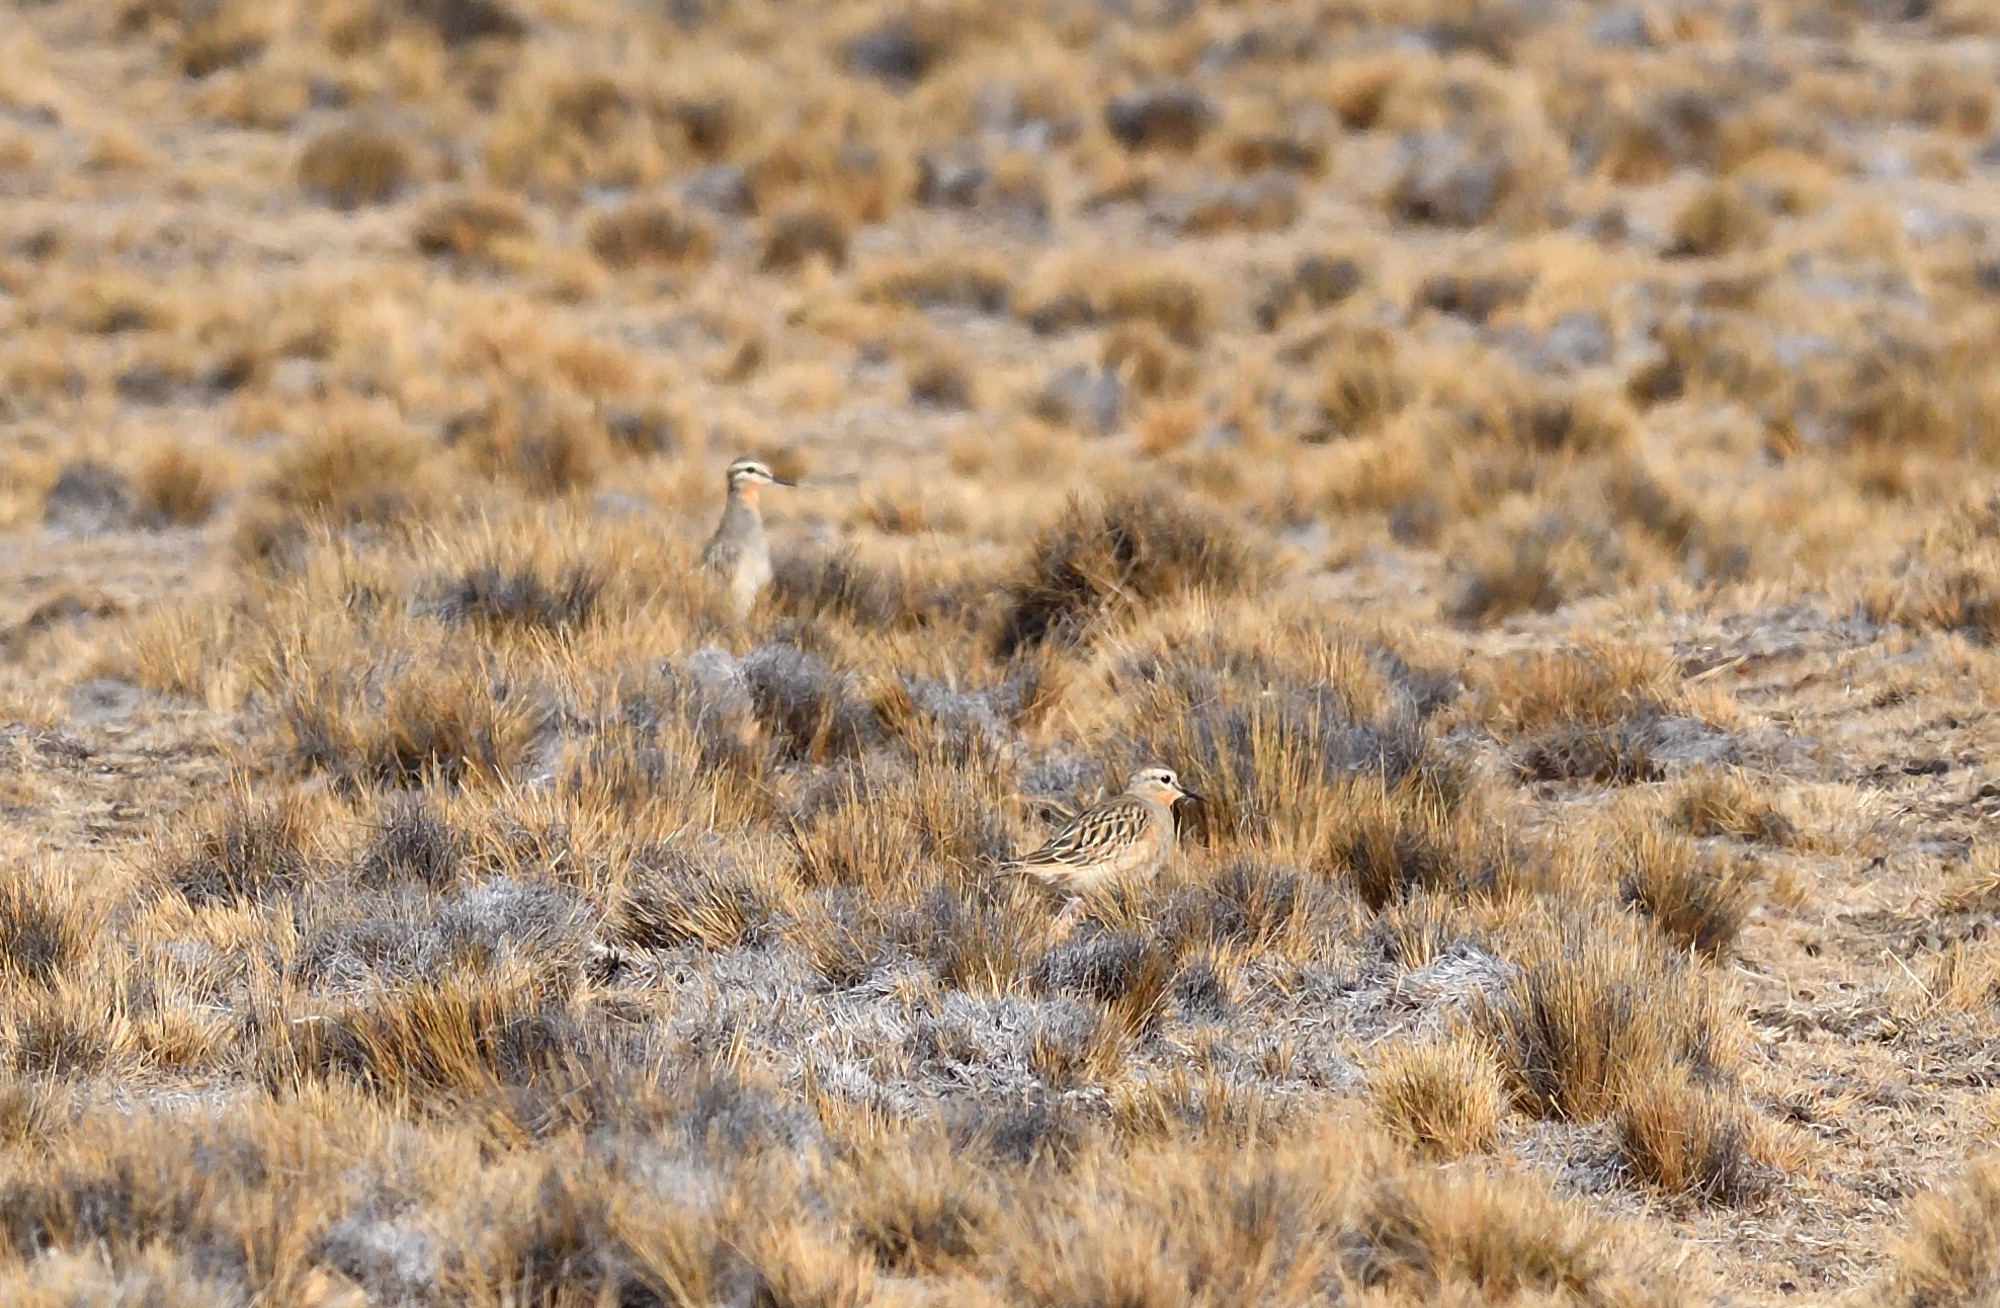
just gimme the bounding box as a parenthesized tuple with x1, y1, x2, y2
(720, 488, 763, 535)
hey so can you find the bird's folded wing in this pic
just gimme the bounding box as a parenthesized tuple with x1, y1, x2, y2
(1008, 797, 1148, 868)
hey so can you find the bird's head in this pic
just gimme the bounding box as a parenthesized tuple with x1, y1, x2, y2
(1124, 765, 1201, 806)
(726, 457, 795, 503)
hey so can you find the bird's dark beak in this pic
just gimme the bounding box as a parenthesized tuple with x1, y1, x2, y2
(770, 476, 798, 488)
(1177, 787, 1204, 806)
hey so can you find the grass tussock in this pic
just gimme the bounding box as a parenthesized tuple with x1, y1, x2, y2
(1311, 324, 1410, 441)
(4, 0, 1988, 1292)
(995, 490, 1265, 657)
(1471, 642, 1693, 785)
(279, 654, 544, 792)
(297, 125, 417, 210)
(1481, 910, 1733, 1123)
(133, 440, 231, 527)
(1666, 768, 1796, 844)
(1865, 1156, 2000, 1308)
(413, 192, 534, 266)
(760, 206, 851, 272)
(1606, 819, 1755, 959)
(1369, 1034, 1505, 1159)
(0, 867, 90, 986)
(614, 844, 785, 951)
(161, 789, 316, 907)
(1322, 774, 1504, 910)
(427, 557, 605, 633)
(1665, 181, 1773, 258)
(586, 200, 715, 269)
(261, 420, 443, 532)
(1616, 1069, 1772, 1205)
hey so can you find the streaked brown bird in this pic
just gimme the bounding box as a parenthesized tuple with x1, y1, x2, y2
(1003, 766, 1201, 927)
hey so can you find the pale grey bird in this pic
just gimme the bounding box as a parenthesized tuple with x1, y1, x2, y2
(1003, 766, 1201, 926)
(700, 457, 794, 621)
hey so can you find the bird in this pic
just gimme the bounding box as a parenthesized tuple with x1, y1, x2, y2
(1002, 765, 1201, 927)
(699, 456, 795, 621)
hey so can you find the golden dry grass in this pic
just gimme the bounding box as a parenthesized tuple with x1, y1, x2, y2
(1, 0, 1999, 1302)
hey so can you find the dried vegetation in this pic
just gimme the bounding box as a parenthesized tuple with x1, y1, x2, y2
(0, 0, 1997, 1300)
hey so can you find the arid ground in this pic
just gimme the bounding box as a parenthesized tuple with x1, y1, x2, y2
(6, 0, 2000, 1303)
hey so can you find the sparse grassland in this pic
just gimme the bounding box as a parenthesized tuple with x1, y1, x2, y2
(3, 0, 2000, 1302)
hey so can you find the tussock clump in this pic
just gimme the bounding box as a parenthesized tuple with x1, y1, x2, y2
(1369, 1035, 1505, 1159)
(297, 126, 416, 210)
(379, 0, 525, 45)
(842, 1136, 992, 1274)
(445, 390, 611, 497)
(270, 971, 585, 1100)
(862, 255, 1012, 315)
(845, 13, 956, 88)
(294, 876, 592, 994)
(1617, 1070, 1771, 1204)
(1343, 1166, 1672, 1302)
(413, 192, 533, 266)
(0, 869, 89, 985)
(263, 420, 439, 530)
(1482, 910, 1732, 1122)
(586, 200, 714, 269)
(1464, 376, 1638, 458)
(1474, 643, 1695, 783)
(1104, 618, 1456, 843)
(1105, 85, 1217, 152)
(1648, 309, 1781, 408)
(759, 206, 850, 272)
(1415, 270, 1533, 324)
(1036, 931, 1173, 1014)
(426, 559, 605, 632)
(900, 885, 1052, 995)
(1667, 768, 1795, 844)
(1162, 174, 1303, 235)
(1311, 325, 1409, 440)
(43, 462, 135, 534)
(1389, 128, 1563, 230)
(616, 844, 783, 951)
(281, 659, 543, 791)
(1867, 534, 2000, 644)
(1589, 87, 1758, 184)
(1101, 322, 1192, 398)
(739, 643, 881, 763)
(1322, 775, 1504, 910)
(1609, 820, 1754, 958)
(788, 754, 1010, 897)
(1478, 644, 1685, 737)
(1019, 267, 1213, 346)
(768, 547, 935, 631)
(995, 491, 1263, 657)
(173, 3, 265, 77)
(357, 794, 462, 889)
(133, 440, 230, 527)
(1445, 514, 1615, 628)
(1866, 1156, 2000, 1308)
(1160, 861, 1311, 952)
(1666, 181, 1773, 258)
(1255, 253, 1363, 330)
(0, 1116, 287, 1291)
(907, 350, 975, 410)
(164, 791, 315, 906)
(1515, 719, 1663, 785)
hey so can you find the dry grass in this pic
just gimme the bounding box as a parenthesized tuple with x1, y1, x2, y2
(1369, 1034, 1505, 1160)
(297, 124, 417, 210)
(1865, 1155, 2000, 1307)
(0, 0, 1995, 1298)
